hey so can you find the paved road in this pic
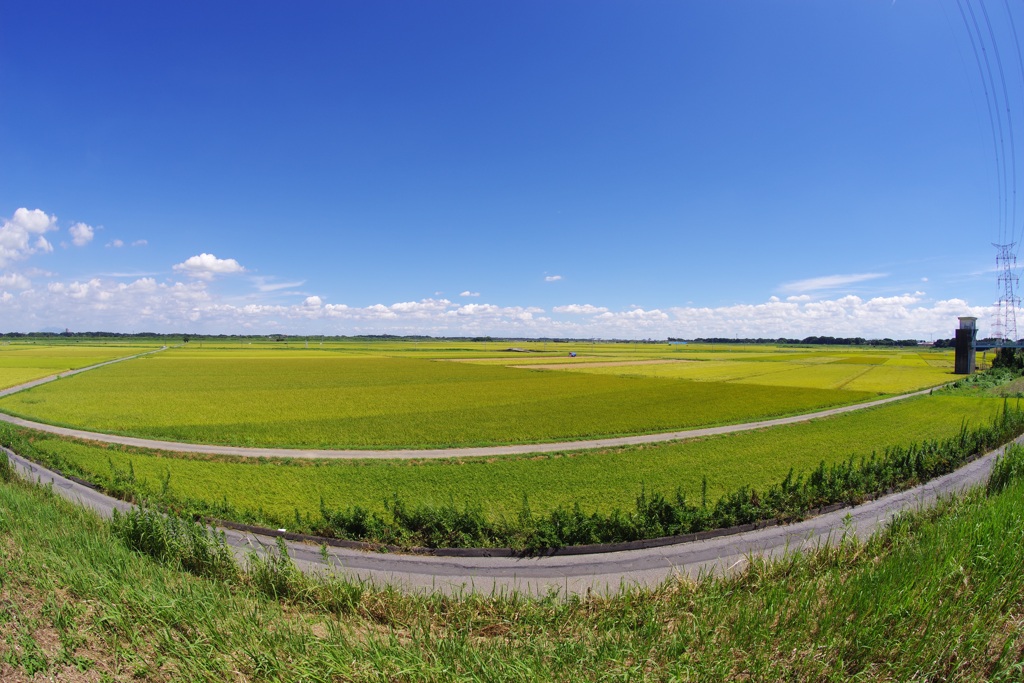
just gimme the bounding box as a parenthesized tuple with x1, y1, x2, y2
(0, 377, 936, 460)
(5, 435, 1010, 596)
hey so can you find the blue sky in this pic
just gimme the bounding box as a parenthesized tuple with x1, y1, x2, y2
(0, 0, 1019, 338)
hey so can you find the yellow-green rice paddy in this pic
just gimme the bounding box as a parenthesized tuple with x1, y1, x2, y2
(0, 342, 954, 449)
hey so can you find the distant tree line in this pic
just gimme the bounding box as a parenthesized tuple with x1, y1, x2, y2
(682, 336, 922, 347)
(0, 331, 166, 338)
(1, 331, 928, 346)
(931, 337, 1023, 349)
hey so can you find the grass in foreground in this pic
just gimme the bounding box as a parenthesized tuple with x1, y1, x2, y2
(1, 448, 1023, 680)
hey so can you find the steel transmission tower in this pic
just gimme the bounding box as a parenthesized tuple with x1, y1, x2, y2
(994, 242, 1020, 342)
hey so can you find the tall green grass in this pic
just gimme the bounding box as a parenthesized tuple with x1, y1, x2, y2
(0, 443, 1022, 680)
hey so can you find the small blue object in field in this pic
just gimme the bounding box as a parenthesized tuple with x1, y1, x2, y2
(569, 352, 577, 357)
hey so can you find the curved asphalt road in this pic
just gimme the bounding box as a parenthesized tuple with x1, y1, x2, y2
(5, 436, 1011, 596)
(0, 348, 937, 458)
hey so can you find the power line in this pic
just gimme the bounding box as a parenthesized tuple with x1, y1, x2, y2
(957, 0, 1008, 243)
(980, 0, 1018, 246)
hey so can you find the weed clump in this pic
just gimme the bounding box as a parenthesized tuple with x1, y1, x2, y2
(110, 505, 238, 582)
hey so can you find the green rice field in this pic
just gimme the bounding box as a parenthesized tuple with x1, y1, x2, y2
(0, 342, 161, 390)
(0, 342, 956, 449)
(20, 393, 1005, 523)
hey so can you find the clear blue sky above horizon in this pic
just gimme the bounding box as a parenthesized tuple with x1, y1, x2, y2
(1, 0, 1019, 339)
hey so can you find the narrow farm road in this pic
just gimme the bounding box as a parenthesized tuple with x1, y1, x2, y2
(0, 385, 935, 460)
(5, 434, 1010, 596)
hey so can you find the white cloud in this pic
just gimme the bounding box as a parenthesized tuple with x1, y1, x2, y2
(24, 267, 54, 278)
(779, 272, 887, 294)
(545, 275, 563, 282)
(662, 293, 982, 340)
(252, 277, 305, 293)
(106, 239, 124, 248)
(595, 308, 669, 323)
(173, 253, 247, 280)
(0, 273, 31, 290)
(0, 268, 994, 342)
(132, 239, 148, 247)
(460, 291, 480, 297)
(553, 304, 609, 315)
(0, 208, 59, 267)
(69, 223, 94, 247)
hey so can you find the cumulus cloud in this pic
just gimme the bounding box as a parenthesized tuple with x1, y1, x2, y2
(460, 291, 480, 297)
(779, 272, 887, 293)
(545, 275, 563, 282)
(132, 239, 148, 247)
(663, 293, 982, 340)
(0, 208, 59, 267)
(106, 239, 124, 248)
(553, 304, 609, 315)
(0, 269, 994, 342)
(68, 222, 94, 247)
(173, 253, 247, 280)
(0, 273, 31, 290)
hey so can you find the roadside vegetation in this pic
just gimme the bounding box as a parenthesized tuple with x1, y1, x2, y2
(1, 444, 1022, 680)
